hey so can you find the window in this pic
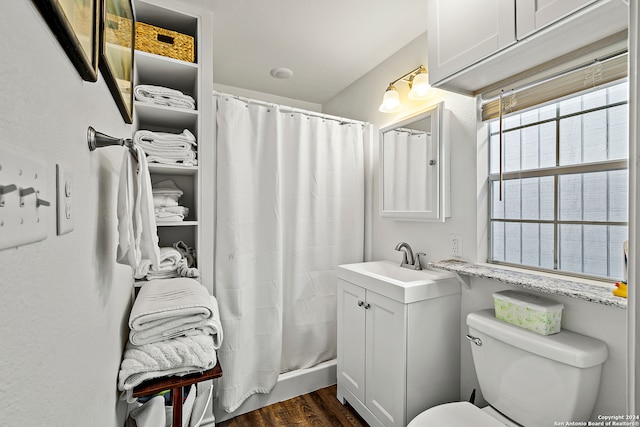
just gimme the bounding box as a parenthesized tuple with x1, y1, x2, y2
(488, 81, 628, 280)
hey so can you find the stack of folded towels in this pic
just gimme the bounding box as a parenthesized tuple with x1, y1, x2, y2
(153, 179, 189, 223)
(134, 129, 197, 166)
(118, 278, 223, 403)
(134, 84, 196, 110)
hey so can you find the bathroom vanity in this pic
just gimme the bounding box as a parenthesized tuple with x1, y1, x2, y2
(336, 261, 461, 427)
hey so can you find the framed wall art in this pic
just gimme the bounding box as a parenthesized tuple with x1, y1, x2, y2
(32, 0, 100, 82)
(100, 0, 135, 123)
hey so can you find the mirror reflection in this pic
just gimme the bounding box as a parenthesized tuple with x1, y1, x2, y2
(382, 120, 433, 211)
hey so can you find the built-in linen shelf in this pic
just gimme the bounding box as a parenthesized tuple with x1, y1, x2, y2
(135, 50, 198, 92)
(135, 102, 199, 131)
(429, 259, 627, 309)
(156, 220, 198, 227)
(148, 163, 198, 175)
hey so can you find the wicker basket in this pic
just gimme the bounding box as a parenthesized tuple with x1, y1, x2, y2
(135, 22, 195, 63)
(105, 14, 133, 48)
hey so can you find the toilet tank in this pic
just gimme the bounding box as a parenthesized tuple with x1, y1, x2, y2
(467, 309, 608, 426)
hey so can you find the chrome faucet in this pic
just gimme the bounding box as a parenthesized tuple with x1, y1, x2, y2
(395, 242, 426, 270)
(395, 242, 415, 268)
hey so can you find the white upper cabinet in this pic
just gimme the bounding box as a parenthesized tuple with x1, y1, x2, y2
(516, 0, 599, 39)
(427, 0, 515, 84)
(427, 0, 628, 94)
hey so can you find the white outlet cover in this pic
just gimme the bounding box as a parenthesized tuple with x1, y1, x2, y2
(56, 164, 74, 235)
(449, 234, 463, 257)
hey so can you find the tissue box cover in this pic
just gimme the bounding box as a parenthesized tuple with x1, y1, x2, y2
(493, 290, 564, 335)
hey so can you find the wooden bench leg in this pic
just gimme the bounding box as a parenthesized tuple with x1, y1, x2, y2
(172, 386, 183, 427)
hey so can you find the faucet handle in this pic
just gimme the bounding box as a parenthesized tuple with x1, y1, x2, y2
(414, 252, 427, 270)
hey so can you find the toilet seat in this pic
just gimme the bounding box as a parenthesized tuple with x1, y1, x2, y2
(407, 402, 506, 427)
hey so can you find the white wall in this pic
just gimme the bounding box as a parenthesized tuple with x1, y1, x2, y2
(0, 3, 133, 426)
(213, 83, 322, 112)
(323, 32, 480, 268)
(324, 31, 627, 418)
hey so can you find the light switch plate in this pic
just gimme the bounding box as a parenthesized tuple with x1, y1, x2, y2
(56, 164, 74, 235)
(0, 146, 48, 250)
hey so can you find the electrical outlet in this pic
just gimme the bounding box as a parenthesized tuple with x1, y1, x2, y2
(449, 234, 462, 257)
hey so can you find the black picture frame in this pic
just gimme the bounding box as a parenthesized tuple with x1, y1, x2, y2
(32, 0, 100, 82)
(99, 0, 135, 124)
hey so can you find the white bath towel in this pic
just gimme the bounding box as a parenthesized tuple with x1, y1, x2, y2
(126, 395, 166, 427)
(117, 144, 161, 274)
(134, 84, 196, 110)
(155, 206, 189, 222)
(153, 196, 179, 208)
(118, 334, 217, 401)
(135, 247, 183, 279)
(153, 179, 184, 198)
(129, 278, 213, 331)
(134, 129, 198, 166)
(130, 295, 222, 347)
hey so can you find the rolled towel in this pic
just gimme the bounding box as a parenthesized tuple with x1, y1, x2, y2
(135, 247, 184, 280)
(129, 278, 213, 332)
(134, 84, 196, 110)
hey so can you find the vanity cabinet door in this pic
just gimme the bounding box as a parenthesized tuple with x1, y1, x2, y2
(337, 279, 366, 403)
(515, 0, 599, 39)
(427, 0, 516, 85)
(365, 290, 407, 427)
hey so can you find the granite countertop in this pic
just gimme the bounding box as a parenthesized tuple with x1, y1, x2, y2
(429, 259, 627, 309)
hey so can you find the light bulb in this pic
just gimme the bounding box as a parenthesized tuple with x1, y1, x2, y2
(378, 86, 403, 113)
(408, 72, 430, 100)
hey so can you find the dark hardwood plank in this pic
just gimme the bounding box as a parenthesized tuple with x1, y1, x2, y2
(217, 385, 368, 427)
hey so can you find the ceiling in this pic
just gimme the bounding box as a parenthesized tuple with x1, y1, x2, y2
(210, 0, 429, 105)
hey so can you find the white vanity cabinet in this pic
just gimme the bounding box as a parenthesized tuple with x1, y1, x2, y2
(336, 262, 461, 427)
(427, 0, 628, 94)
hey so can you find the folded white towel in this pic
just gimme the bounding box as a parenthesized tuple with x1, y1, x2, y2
(129, 278, 213, 331)
(153, 179, 184, 197)
(117, 145, 161, 273)
(134, 84, 196, 110)
(130, 296, 222, 347)
(118, 334, 217, 400)
(135, 247, 184, 280)
(153, 195, 179, 208)
(134, 129, 198, 166)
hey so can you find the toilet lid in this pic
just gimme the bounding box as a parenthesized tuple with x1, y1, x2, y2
(408, 402, 506, 427)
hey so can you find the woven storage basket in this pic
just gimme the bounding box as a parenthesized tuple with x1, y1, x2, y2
(135, 22, 195, 63)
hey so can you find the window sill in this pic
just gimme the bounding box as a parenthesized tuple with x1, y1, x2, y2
(428, 259, 627, 309)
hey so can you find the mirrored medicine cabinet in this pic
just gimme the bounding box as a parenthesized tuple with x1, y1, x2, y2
(379, 102, 450, 221)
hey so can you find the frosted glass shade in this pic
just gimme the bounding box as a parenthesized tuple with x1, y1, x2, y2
(378, 87, 403, 113)
(408, 72, 431, 100)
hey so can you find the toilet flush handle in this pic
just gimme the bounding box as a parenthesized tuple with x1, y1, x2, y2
(466, 334, 482, 346)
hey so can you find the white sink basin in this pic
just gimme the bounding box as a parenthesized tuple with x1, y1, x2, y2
(337, 260, 460, 304)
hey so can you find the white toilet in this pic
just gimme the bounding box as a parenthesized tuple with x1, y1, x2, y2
(408, 309, 608, 426)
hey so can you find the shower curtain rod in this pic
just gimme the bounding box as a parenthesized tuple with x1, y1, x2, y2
(213, 91, 368, 126)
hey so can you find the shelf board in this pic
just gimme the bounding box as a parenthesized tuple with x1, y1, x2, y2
(135, 101, 199, 130)
(148, 163, 198, 175)
(135, 50, 198, 98)
(156, 220, 198, 227)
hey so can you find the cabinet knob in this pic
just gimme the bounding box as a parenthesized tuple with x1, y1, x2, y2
(357, 300, 364, 307)
(363, 303, 371, 310)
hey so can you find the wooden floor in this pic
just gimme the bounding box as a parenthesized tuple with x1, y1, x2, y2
(217, 385, 369, 427)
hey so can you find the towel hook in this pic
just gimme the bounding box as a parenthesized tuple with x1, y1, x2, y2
(87, 126, 137, 159)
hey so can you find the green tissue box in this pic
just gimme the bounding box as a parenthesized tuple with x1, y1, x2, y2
(493, 290, 564, 335)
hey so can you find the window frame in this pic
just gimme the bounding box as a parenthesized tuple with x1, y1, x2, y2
(487, 83, 629, 281)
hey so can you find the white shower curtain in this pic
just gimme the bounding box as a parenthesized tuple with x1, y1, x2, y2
(215, 96, 365, 413)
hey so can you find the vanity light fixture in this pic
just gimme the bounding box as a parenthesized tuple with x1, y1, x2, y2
(378, 65, 430, 113)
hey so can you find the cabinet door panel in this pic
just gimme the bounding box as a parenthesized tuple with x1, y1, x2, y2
(337, 280, 366, 403)
(365, 291, 406, 427)
(427, 0, 516, 84)
(516, 0, 599, 39)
